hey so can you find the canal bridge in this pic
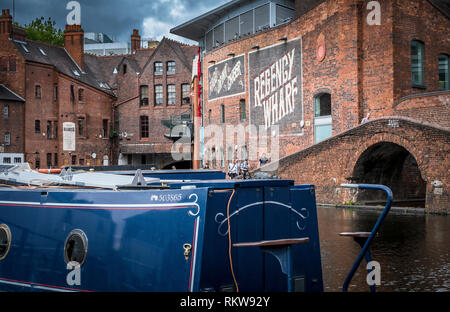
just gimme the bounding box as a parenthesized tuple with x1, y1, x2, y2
(267, 116, 449, 214)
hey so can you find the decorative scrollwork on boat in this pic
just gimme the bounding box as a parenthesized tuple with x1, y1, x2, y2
(214, 201, 309, 236)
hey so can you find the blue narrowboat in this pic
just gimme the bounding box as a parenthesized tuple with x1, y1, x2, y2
(0, 164, 391, 292)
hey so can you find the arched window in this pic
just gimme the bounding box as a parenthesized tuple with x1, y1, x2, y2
(314, 93, 332, 143)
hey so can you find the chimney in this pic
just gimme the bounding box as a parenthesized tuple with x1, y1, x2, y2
(131, 29, 141, 53)
(0, 9, 12, 39)
(64, 24, 84, 71)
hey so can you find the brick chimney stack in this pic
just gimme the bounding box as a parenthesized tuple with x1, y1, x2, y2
(64, 24, 84, 71)
(0, 9, 12, 39)
(131, 29, 141, 53)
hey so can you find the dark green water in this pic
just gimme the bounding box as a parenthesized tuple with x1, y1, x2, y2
(317, 207, 450, 292)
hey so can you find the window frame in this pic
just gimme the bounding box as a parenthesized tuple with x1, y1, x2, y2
(154, 84, 163, 106)
(167, 84, 176, 106)
(35, 85, 41, 99)
(313, 93, 332, 144)
(4, 132, 10, 146)
(140, 115, 149, 138)
(181, 83, 191, 105)
(139, 85, 149, 106)
(438, 54, 449, 91)
(411, 40, 425, 88)
(154, 61, 163, 75)
(167, 61, 176, 75)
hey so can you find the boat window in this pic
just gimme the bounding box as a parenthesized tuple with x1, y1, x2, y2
(64, 229, 88, 266)
(0, 224, 11, 261)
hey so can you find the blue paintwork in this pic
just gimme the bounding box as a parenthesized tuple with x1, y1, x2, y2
(105, 169, 226, 181)
(0, 175, 323, 292)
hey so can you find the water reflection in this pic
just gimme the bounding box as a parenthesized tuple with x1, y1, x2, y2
(317, 207, 450, 292)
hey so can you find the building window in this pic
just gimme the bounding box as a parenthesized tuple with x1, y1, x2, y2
(53, 84, 58, 101)
(78, 88, 84, 102)
(71, 155, 76, 165)
(220, 147, 225, 168)
(3, 105, 8, 118)
(225, 16, 239, 42)
(255, 4, 270, 32)
(154, 85, 163, 106)
(35, 85, 41, 99)
(213, 23, 224, 47)
(167, 61, 176, 75)
(3, 157, 11, 164)
(314, 93, 332, 143)
(439, 54, 449, 91)
(4, 132, 10, 146)
(54, 121, 58, 139)
(182, 84, 190, 105)
(0, 57, 7, 71)
(47, 153, 52, 168)
(47, 121, 52, 139)
(9, 56, 16, 72)
(140, 116, 149, 138)
(102, 119, 109, 138)
(411, 40, 424, 87)
(140, 85, 149, 106)
(167, 84, 176, 106)
(78, 117, 85, 136)
(14, 157, 21, 164)
(35, 120, 40, 133)
(154, 61, 163, 75)
(70, 85, 75, 102)
(35, 154, 40, 169)
(54, 153, 58, 167)
(240, 99, 246, 121)
(275, 4, 295, 26)
(123, 64, 127, 74)
(220, 104, 225, 123)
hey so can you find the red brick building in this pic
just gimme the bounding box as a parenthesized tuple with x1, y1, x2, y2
(0, 9, 198, 170)
(109, 34, 198, 168)
(171, 0, 449, 212)
(0, 9, 116, 169)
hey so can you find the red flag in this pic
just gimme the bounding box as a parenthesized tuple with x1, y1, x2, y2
(197, 47, 202, 117)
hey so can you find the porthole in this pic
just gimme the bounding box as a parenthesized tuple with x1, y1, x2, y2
(64, 229, 88, 266)
(0, 224, 12, 261)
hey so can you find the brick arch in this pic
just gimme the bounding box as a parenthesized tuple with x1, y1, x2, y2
(349, 132, 427, 182)
(267, 117, 449, 213)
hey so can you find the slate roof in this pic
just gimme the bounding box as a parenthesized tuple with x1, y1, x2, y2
(10, 36, 198, 97)
(429, 0, 450, 18)
(12, 39, 115, 96)
(0, 83, 25, 102)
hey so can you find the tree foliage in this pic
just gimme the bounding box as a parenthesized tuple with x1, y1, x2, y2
(22, 17, 64, 46)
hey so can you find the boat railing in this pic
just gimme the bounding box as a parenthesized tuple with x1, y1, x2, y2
(340, 183, 393, 292)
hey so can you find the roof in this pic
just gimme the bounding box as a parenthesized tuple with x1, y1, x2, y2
(170, 0, 254, 42)
(12, 39, 115, 96)
(171, 0, 449, 42)
(428, 0, 450, 18)
(0, 84, 25, 102)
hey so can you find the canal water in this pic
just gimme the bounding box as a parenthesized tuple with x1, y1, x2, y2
(317, 207, 450, 292)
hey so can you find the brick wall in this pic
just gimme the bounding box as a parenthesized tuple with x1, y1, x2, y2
(116, 39, 197, 168)
(266, 117, 449, 213)
(201, 0, 449, 178)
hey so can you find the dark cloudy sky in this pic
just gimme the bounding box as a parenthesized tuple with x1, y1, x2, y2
(2, 0, 229, 43)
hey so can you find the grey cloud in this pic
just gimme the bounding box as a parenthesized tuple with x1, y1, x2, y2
(4, 0, 228, 42)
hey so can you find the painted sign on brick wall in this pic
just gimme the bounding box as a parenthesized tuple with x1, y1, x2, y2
(207, 54, 245, 100)
(249, 37, 303, 134)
